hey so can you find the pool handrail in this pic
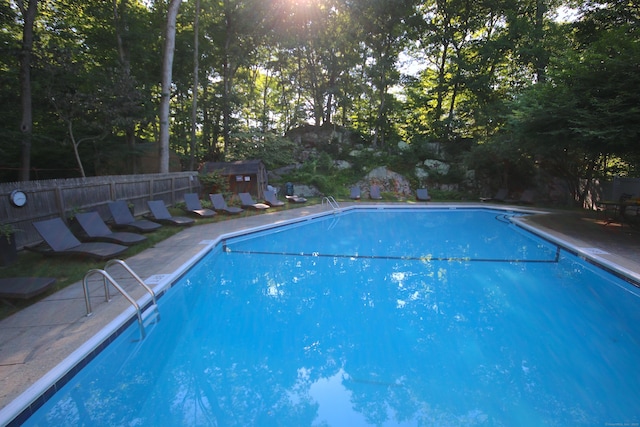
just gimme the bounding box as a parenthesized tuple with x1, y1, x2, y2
(83, 269, 147, 340)
(104, 259, 158, 309)
(82, 259, 161, 340)
(322, 196, 340, 210)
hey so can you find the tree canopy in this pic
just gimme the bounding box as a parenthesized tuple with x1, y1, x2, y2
(1, 0, 638, 204)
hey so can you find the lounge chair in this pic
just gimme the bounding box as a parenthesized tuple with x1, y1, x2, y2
(146, 200, 195, 226)
(416, 188, 431, 201)
(480, 188, 508, 203)
(0, 277, 57, 300)
(350, 186, 361, 199)
(108, 200, 162, 233)
(369, 185, 383, 200)
(284, 183, 307, 203)
(239, 192, 270, 210)
(29, 217, 128, 260)
(286, 194, 307, 203)
(209, 193, 244, 214)
(75, 212, 147, 246)
(264, 190, 285, 207)
(506, 190, 535, 205)
(519, 190, 535, 204)
(183, 193, 216, 218)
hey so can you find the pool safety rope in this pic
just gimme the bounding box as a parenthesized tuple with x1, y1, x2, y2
(222, 246, 561, 264)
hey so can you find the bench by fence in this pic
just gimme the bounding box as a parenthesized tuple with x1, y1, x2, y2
(1, 172, 200, 249)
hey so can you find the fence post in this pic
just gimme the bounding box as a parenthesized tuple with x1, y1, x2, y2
(171, 175, 176, 204)
(54, 185, 66, 220)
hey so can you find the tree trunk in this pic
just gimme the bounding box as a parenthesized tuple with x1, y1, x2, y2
(159, 0, 181, 174)
(222, 0, 233, 159)
(190, 0, 200, 171)
(18, 0, 38, 182)
(533, 0, 547, 83)
(113, 0, 138, 174)
(67, 121, 86, 178)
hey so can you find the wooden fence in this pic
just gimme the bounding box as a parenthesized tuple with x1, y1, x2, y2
(0, 172, 200, 249)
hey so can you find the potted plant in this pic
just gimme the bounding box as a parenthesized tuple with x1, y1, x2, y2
(0, 223, 19, 266)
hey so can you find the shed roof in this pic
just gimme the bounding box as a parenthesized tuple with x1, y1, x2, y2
(201, 159, 265, 175)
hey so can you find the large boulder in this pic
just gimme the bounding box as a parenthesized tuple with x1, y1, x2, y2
(423, 159, 450, 175)
(358, 167, 413, 197)
(285, 124, 364, 154)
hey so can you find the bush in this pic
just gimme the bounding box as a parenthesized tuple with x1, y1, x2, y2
(199, 171, 229, 195)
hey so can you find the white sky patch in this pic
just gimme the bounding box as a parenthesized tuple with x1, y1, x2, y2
(555, 5, 581, 23)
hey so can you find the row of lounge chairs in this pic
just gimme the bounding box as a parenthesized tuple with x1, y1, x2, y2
(350, 185, 432, 201)
(187, 191, 305, 215)
(20, 186, 441, 264)
(24, 187, 529, 263)
(25, 192, 291, 262)
(480, 189, 535, 205)
(26, 199, 200, 262)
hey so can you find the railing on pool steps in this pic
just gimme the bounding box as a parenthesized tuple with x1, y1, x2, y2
(82, 259, 159, 340)
(322, 196, 340, 210)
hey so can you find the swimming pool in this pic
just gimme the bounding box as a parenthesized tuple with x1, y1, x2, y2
(9, 208, 640, 425)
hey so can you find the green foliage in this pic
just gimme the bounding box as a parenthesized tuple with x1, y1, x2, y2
(463, 139, 536, 192)
(0, 223, 19, 243)
(1, 0, 639, 190)
(283, 151, 358, 195)
(428, 188, 470, 201)
(495, 5, 640, 203)
(226, 131, 297, 170)
(199, 171, 229, 195)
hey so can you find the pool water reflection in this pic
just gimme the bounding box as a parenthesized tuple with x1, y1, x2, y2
(22, 209, 640, 426)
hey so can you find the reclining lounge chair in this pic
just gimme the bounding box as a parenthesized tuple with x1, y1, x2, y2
(239, 192, 270, 210)
(284, 183, 307, 203)
(210, 193, 244, 214)
(350, 186, 361, 200)
(0, 277, 57, 300)
(416, 188, 431, 201)
(286, 194, 307, 203)
(369, 185, 383, 200)
(264, 190, 285, 207)
(506, 190, 535, 205)
(29, 217, 128, 260)
(183, 193, 216, 218)
(146, 200, 195, 226)
(480, 188, 508, 203)
(108, 200, 162, 233)
(75, 212, 147, 246)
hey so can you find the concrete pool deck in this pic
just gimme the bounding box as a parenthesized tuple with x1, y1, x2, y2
(1, 202, 640, 420)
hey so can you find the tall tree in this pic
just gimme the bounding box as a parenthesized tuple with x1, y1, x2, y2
(159, 0, 182, 173)
(112, 0, 145, 173)
(16, 0, 38, 181)
(189, 0, 201, 171)
(350, 0, 419, 148)
(507, 1, 640, 204)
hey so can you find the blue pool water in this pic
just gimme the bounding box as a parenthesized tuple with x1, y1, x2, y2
(20, 209, 640, 426)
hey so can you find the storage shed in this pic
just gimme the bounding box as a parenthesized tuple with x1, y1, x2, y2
(200, 160, 268, 198)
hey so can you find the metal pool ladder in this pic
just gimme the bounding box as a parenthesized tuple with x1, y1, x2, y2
(82, 259, 160, 339)
(322, 196, 340, 210)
